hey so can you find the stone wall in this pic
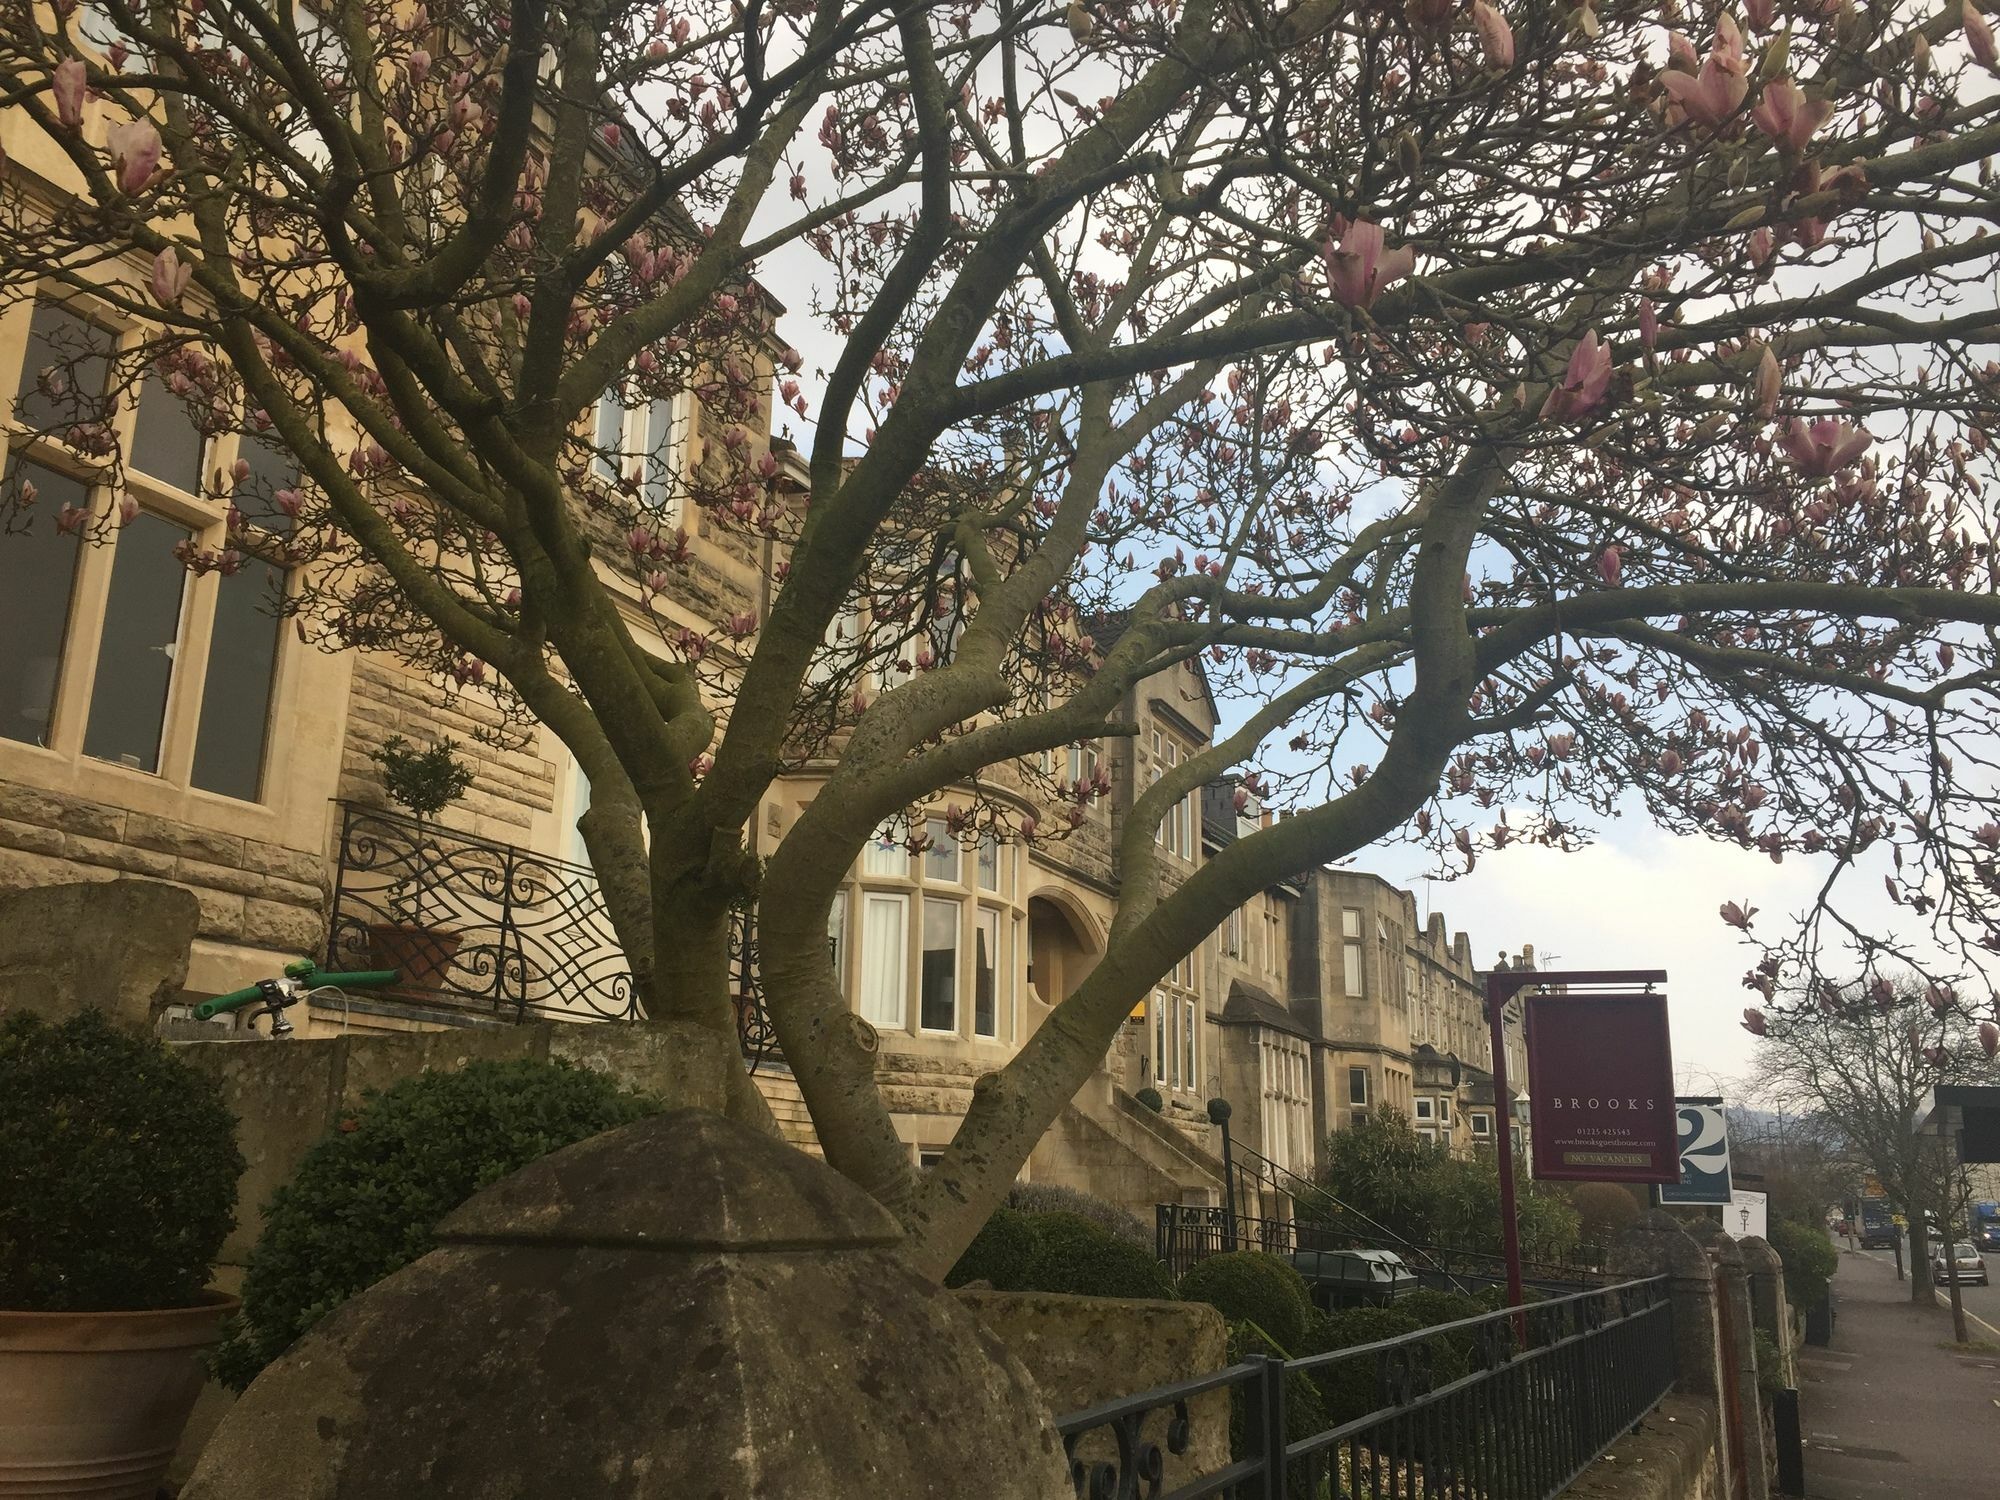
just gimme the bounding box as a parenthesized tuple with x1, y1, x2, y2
(338, 657, 558, 842)
(956, 1289, 1229, 1495)
(0, 782, 326, 957)
(1564, 1394, 1722, 1500)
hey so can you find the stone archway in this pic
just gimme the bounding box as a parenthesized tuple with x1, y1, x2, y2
(1025, 887, 1103, 1016)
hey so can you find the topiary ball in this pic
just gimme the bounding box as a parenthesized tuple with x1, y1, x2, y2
(1135, 1086, 1164, 1113)
(946, 1206, 1038, 1290)
(1177, 1251, 1315, 1354)
(211, 1057, 656, 1390)
(1395, 1287, 1485, 1356)
(0, 1009, 243, 1313)
(1020, 1211, 1176, 1300)
(1005, 1181, 1150, 1248)
(1298, 1306, 1427, 1426)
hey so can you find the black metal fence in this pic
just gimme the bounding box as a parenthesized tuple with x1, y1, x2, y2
(1055, 1276, 1674, 1500)
(1157, 1204, 1603, 1299)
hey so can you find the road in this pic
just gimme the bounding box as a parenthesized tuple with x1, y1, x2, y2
(1798, 1238, 2000, 1498)
(1854, 1229, 2000, 1340)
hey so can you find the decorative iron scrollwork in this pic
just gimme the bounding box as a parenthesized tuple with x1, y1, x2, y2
(1060, 1397, 1192, 1500)
(327, 803, 641, 1023)
(729, 906, 780, 1072)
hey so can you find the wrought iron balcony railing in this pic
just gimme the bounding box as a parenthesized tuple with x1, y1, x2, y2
(326, 801, 645, 1024)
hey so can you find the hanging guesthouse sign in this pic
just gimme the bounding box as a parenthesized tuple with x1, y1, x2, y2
(1523, 992, 1680, 1183)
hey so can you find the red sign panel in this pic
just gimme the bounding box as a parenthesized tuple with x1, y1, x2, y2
(1524, 992, 1679, 1183)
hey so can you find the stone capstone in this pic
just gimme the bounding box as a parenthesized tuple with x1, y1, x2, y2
(182, 1110, 1074, 1500)
(0, 878, 199, 1025)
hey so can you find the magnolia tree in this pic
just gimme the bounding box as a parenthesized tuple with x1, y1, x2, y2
(5, 0, 2000, 1277)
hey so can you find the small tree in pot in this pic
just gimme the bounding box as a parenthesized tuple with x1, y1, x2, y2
(365, 735, 475, 991)
(0, 1009, 244, 1499)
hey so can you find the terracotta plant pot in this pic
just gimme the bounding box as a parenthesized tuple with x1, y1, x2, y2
(365, 921, 464, 992)
(0, 1291, 237, 1499)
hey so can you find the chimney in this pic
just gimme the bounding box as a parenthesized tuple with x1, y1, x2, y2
(1261, 809, 1273, 829)
(1517, 943, 1536, 970)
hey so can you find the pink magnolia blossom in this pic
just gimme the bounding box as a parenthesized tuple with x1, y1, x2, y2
(1751, 80, 1832, 153)
(52, 60, 87, 129)
(1747, 225, 1776, 268)
(150, 246, 191, 306)
(1472, 1, 1514, 68)
(1661, 55, 1749, 129)
(1746, 0, 1775, 30)
(1323, 220, 1416, 310)
(1638, 297, 1660, 350)
(1982, 1021, 1999, 1061)
(56, 503, 87, 535)
(1741, 1007, 1767, 1036)
(1779, 416, 1872, 477)
(116, 494, 138, 527)
(1596, 544, 1623, 586)
(1720, 899, 1758, 929)
(106, 118, 161, 194)
(1752, 345, 1781, 419)
(1538, 329, 1613, 420)
(406, 48, 430, 85)
(1968, 2, 1998, 69)
(601, 121, 622, 147)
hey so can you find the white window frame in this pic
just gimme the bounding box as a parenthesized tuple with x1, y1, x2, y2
(590, 381, 688, 521)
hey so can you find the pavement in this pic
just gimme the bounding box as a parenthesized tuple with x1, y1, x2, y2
(1795, 1237, 2000, 1498)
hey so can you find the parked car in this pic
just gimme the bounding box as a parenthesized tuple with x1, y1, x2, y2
(1932, 1243, 1989, 1286)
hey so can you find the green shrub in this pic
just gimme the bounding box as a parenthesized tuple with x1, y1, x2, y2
(211, 1058, 656, 1390)
(946, 1206, 1038, 1290)
(1177, 1251, 1315, 1353)
(0, 1010, 243, 1312)
(1752, 1328, 1787, 1396)
(1135, 1086, 1164, 1112)
(1299, 1306, 1442, 1426)
(1395, 1287, 1485, 1354)
(1226, 1321, 1328, 1500)
(1019, 1211, 1176, 1300)
(1005, 1182, 1150, 1248)
(1769, 1218, 1838, 1313)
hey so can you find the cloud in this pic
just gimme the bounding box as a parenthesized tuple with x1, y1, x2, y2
(1379, 825, 1829, 1088)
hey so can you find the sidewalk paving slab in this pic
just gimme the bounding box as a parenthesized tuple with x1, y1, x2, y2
(1797, 1241, 2000, 1498)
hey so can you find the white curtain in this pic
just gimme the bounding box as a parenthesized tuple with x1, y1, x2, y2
(858, 893, 907, 1027)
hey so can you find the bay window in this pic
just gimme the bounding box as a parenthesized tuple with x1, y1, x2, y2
(847, 814, 1021, 1045)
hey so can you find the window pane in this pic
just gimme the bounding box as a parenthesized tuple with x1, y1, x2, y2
(15, 301, 112, 432)
(190, 557, 286, 800)
(1181, 998, 1195, 1091)
(920, 897, 957, 1031)
(129, 369, 207, 492)
(1153, 993, 1166, 1083)
(1341, 907, 1362, 939)
(237, 430, 300, 534)
(83, 512, 188, 773)
(974, 908, 998, 1038)
(591, 390, 622, 480)
(861, 823, 908, 877)
(642, 397, 676, 512)
(827, 891, 847, 992)
(0, 460, 86, 746)
(977, 834, 1000, 891)
(1343, 941, 1363, 995)
(923, 818, 959, 882)
(858, 893, 906, 1028)
(1349, 1067, 1368, 1105)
